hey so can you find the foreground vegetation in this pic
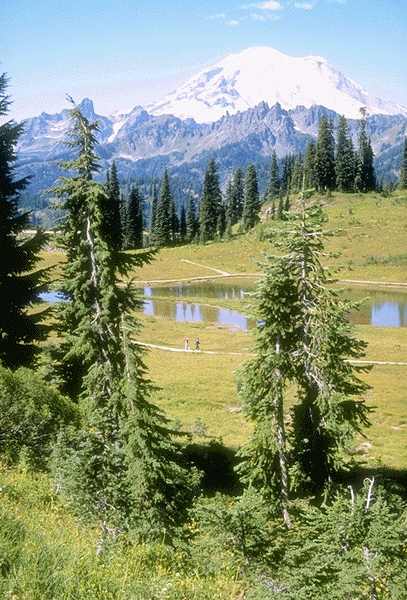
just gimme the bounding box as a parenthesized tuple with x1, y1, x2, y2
(1, 80, 406, 597)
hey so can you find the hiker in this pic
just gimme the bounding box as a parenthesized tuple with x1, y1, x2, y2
(195, 337, 200, 351)
(184, 337, 190, 350)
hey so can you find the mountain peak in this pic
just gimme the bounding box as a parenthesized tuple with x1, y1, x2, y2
(148, 46, 407, 123)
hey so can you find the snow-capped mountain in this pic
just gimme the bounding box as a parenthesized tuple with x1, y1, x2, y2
(148, 46, 407, 123)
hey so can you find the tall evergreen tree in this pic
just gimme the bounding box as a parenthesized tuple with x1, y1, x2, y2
(225, 178, 235, 235)
(179, 199, 187, 243)
(291, 152, 304, 193)
(242, 163, 260, 232)
(231, 166, 245, 223)
(398, 138, 407, 190)
(186, 193, 197, 243)
(155, 168, 172, 247)
(237, 193, 371, 524)
(265, 150, 280, 203)
(50, 102, 196, 543)
(0, 73, 48, 368)
(102, 161, 123, 250)
(149, 180, 159, 246)
(355, 108, 376, 192)
(279, 154, 293, 198)
(336, 115, 356, 192)
(169, 193, 179, 244)
(315, 116, 336, 191)
(304, 139, 318, 190)
(217, 197, 226, 239)
(126, 183, 144, 249)
(199, 157, 222, 243)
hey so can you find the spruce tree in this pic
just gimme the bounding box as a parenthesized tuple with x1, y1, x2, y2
(0, 73, 48, 368)
(355, 108, 376, 192)
(315, 115, 336, 191)
(186, 193, 197, 242)
(169, 192, 179, 245)
(291, 152, 304, 193)
(237, 193, 371, 523)
(49, 103, 196, 542)
(149, 180, 159, 246)
(179, 199, 187, 243)
(102, 161, 123, 250)
(304, 139, 317, 190)
(232, 166, 245, 223)
(225, 178, 235, 235)
(266, 150, 280, 202)
(155, 168, 172, 247)
(336, 115, 355, 192)
(199, 157, 222, 243)
(126, 183, 144, 249)
(279, 154, 293, 199)
(398, 138, 407, 190)
(242, 163, 260, 231)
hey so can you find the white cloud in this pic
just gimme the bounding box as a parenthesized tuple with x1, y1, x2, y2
(209, 13, 226, 19)
(227, 19, 240, 25)
(257, 1, 281, 8)
(251, 12, 266, 20)
(294, 2, 314, 8)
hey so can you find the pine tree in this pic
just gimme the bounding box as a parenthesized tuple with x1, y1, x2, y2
(336, 115, 355, 192)
(217, 197, 226, 239)
(199, 157, 222, 243)
(279, 154, 293, 198)
(224, 178, 234, 235)
(304, 139, 317, 190)
(232, 166, 245, 223)
(398, 138, 407, 190)
(149, 180, 159, 246)
(265, 150, 280, 203)
(291, 152, 304, 193)
(186, 193, 197, 243)
(355, 108, 376, 192)
(0, 73, 48, 368)
(126, 183, 144, 249)
(237, 193, 371, 523)
(179, 199, 187, 243)
(169, 193, 179, 244)
(102, 161, 123, 250)
(242, 163, 260, 232)
(49, 102, 196, 543)
(155, 168, 172, 247)
(315, 115, 336, 191)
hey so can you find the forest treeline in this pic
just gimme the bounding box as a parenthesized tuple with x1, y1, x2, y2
(105, 109, 407, 251)
(1, 73, 407, 597)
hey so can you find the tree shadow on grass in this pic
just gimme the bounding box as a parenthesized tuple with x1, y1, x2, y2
(183, 441, 243, 496)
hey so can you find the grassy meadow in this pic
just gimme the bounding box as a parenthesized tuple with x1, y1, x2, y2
(3, 190, 405, 598)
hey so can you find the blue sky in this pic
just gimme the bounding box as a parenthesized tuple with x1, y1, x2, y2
(1, 0, 406, 122)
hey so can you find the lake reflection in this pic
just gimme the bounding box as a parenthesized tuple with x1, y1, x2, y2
(143, 282, 407, 329)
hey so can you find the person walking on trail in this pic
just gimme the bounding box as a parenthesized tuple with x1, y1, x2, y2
(184, 337, 190, 350)
(195, 337, 200, 351)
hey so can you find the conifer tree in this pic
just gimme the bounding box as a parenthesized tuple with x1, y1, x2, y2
(217, 197, 226, 239)
(199, 157, 222, 243)
(242, 163, 260, 231)
(186, 193, 197, 242)
(355, 108, 376, 192)
(169, 193, 179, 244)
(265, 150, 280, 202)
(0, 73, 48, 368)
(149, 180, 159, 245)
(279, 154, 293, 198)
(238, 193, 371, 524)
(224, 178, 235, 235)
(49, 102, 195, 542)
(102, 161, 123, 250)
(291, 152, 304, 193)
(304, 139, 317, 190)
(179, 199, 187, 242)
(336, 115, 355, 192)
(231, 166, 245, 223)
(398, 138, 407, 190)
(315, 115, 336, 191)
(126, 183, 144, 249)
(155, 168, 172, 247)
